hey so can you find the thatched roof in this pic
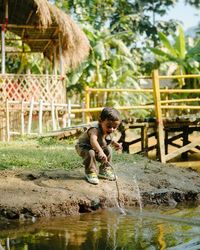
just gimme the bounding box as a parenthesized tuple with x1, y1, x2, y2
(0, 0, 90, 71)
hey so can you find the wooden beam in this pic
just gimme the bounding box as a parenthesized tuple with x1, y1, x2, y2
(160, 89, 200, 93)
(166, 133, 184, 143)
(43, 28, 59, 53)
(161, 98, 200, 104)
(159, 74, 200, 80)
(162, 105, 200, 110)
(22, 10, 34, 39)
(6, 38, 57, 42)
(0, 24, 57, 29)
(3, 51, 40, 54)
(165, 140, 200, 162)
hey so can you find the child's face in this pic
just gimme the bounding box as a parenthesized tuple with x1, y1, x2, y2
(100, 119, 120, 135)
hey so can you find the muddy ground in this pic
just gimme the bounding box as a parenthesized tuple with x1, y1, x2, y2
(1, 156, 200, 220)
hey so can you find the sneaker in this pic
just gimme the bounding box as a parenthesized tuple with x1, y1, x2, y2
(98, 169, 116, 181)
(85, 173, 99, 185)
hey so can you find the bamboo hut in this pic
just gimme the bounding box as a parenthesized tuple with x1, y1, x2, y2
(0, 0, 90, 140)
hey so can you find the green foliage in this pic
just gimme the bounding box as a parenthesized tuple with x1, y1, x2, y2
(56, 0, 190, 117)
(55, 0, 181, 79)
(149, 25, 200, 88)
(186, 0, 200, 8)
(3, 31, 51, 74)
(67, 24, 145, 108)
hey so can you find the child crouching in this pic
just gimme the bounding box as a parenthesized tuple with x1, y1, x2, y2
(75, 107, 122, 184)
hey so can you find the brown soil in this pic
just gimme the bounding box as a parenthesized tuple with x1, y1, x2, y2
(1, 157, 200, 220)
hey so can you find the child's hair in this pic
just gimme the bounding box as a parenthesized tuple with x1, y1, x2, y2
(99, 107, 121, 122)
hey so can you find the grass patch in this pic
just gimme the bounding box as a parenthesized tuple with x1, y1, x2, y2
(0, 138, 142, 171)
(0, 138, 81, 171)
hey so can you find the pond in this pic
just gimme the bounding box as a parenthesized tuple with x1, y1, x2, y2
(0, 205, 200, 250)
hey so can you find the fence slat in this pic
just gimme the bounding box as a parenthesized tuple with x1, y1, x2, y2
(39, 100, 43, 134)
(27, 97, 34, 134)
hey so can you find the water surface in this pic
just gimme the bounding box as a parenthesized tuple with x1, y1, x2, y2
(1, 206, 200, 249)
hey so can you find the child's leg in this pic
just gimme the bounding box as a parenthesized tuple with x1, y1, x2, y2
(83, 149, 98, 174)
(76, 145, 98, 174)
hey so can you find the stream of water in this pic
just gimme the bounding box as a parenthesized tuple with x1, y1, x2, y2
(0, 205, 200, 250)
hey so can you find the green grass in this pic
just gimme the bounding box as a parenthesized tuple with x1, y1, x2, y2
(0, 137, 142, 171)
(0, 137, 81, 171)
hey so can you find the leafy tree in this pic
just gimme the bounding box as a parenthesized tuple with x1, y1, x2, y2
(54, 0, 180, 54)
(67, 23, 152, 116)
(185, 0, 200, 8)
(53, 0, 200, 117)
(150, 25, 200, 88)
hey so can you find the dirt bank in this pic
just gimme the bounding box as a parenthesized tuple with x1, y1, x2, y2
(1, 156, 200, 220)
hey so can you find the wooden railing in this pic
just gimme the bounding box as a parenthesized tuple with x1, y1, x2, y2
(152, 70, 200, 163)
(69, 70, 200, 163)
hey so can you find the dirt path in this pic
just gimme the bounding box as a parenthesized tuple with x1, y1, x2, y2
(1, 157, 200, 220)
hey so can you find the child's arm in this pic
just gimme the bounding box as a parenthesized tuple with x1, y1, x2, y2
(89, 128, 107, 162)
(111, 141, 122, 151)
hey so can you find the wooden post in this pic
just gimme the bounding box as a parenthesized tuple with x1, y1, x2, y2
(5, 99, 10, 141)
(82, 101, 86, 123)
(51, 101, 56, 131)
(141, 126, 145, 152)
(53, 47, 57, 75)
(21, 99, 25, 136)
(27, 97, 34, 134)
(45, 59, 50, 100)
(1, 25, 6, 74)
(85, 86, 90, 124)
(152, 69, 166, 163)
(164, 129, 168, 154)
(58, 33, 63, 76)
(141, 124, 148, 156)
(182, 126, 189, 159)
(55, 105, 60, 130)
(38, 100, 43, 134)
(67, 99, 71, 127)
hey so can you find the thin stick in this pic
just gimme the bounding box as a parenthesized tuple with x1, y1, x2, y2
(107, 162, 123, 211)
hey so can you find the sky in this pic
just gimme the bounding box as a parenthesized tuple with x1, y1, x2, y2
(160, 1, 200, 30)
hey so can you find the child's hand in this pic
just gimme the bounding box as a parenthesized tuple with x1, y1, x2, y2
(112, 142, 122, 151)
(98, 150, 107, 163)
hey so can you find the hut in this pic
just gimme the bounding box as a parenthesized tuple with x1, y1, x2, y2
(0, 0, 90, 140)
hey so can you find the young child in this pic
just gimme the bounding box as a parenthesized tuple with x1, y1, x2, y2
(75, 107, 122, 185)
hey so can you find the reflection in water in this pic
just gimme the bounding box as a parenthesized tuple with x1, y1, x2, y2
(133, 175, 143, 213)
(0, 206, 200, 249)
